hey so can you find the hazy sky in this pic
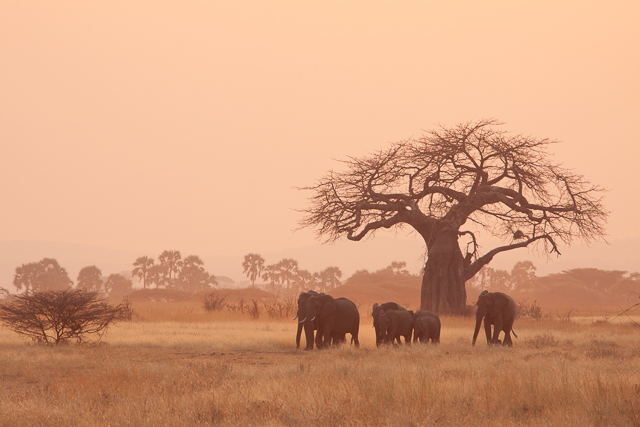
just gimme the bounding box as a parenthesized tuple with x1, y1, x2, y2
(1, 2, 639, 273)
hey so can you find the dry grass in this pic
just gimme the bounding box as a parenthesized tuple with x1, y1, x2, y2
(1, 301, 640, 426)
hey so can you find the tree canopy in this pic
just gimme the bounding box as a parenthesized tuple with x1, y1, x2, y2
(77, 266, 104, 293)
(13, 258, 73, 293)
(299, 120, 608, 314)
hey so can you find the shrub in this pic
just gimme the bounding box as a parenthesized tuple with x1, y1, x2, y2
(247, 300, 261, 319)
(262, 298, 296, 320)
(203, 293, 228, 312)
(0, 289, 129, 344)
(516, 299, 543, 319)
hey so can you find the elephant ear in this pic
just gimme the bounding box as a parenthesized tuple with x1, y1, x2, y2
(321, 295, 337, 318)
(492, 293, 510, 308)
(477, 290, 489, 305)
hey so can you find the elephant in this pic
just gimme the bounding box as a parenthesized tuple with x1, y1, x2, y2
(372, 302, 403, 347)
(412, 310, 441, 344)
(305, 294, 360, 349)
(378, 308, 413, 345)
(472, 290, 518, 347)
(294, 290, 323, 350)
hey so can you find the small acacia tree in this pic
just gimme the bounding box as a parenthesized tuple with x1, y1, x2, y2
(0, 289, 129, 344)
(299, 120, 608, 314)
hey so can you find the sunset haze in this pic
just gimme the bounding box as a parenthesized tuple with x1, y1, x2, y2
(1, 1, 639, 287)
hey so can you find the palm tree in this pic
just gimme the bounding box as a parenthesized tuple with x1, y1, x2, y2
(147, 264, 165, 289)
(158, 250, 182, 288)
(13, 262, 39, 293)
(277, 258, 299, 290)
(319, 266, 342, 291)
(132, 256, 155, 289)
(242, 253, 265, 287)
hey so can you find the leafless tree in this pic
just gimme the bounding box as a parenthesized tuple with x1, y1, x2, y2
(298, 119, 607, 314)
(0, 289, 130, 344)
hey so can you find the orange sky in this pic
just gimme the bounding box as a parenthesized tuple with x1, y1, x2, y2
(1, 1, 639, 279)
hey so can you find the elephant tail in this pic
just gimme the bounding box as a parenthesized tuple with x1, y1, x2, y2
(511, 329, 518, 339)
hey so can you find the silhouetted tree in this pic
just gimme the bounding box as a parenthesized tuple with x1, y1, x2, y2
(262, 264, 282, 292)
(299, 120, 608, 314)
(77, 266, 104, 293)
(147, 264, 166, 289)
(242, 253, 265, 287)
(158, 250, 182, 288)
(103, 274, 133, 298)
(132, 256, 155, 289)
(318, 266, 342, 291)
(511, 261, 537, 292)
(276, 258, 299, 289)
(294, 269, 315, 293)
(177, 255, 217, 291)
(0, 289, 128, 344)
(13, 258, 73, 293)
(486, 267, 511, 292)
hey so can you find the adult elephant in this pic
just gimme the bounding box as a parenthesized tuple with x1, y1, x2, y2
(372, 302, 402, 347)
(412, 310, 440, 344)
(378, 308, 413, 345)
(472, 290, 517, 347)
(306, 294, 360, 349)
(294, 290, 322, 350)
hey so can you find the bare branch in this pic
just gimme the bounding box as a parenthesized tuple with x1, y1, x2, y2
(465, 234, 559, 280)
(298, 119, 608, 258)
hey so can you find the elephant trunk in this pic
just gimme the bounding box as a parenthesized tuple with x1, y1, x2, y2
(472, 316, 482, 346)
(295, 321, 303, 348)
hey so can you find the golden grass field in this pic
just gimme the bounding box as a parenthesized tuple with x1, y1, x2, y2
(1, 301, 640, 426)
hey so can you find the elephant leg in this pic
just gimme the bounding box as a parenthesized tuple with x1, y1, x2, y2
(303, 321, 315, 350)
(503, 328, 513, 346)
(493, 317, 504, 345)
(321, 320, 335, 348)
(484, 320, 493, 345)
(296, 322, 303, 349)
(315, 320, 326, 349)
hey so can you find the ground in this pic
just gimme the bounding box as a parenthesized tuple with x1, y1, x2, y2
(1, 301, 640, 426)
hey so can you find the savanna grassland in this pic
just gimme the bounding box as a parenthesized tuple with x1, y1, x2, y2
(1, 302, 640, 427)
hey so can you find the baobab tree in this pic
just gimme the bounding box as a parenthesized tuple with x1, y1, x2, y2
(299, 120, 607, 314)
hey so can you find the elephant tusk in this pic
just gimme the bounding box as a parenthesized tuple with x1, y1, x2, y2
(298, 318, 306, 324)
(293, 315, 298, 320)
(310, 317, 315, 322)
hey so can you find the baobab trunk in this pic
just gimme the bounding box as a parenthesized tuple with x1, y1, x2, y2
(420, 229, 467, 315)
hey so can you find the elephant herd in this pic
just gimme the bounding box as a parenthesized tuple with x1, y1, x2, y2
(295, 290, 518, 349)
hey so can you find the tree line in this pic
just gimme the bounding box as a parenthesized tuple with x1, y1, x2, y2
(131, 251, 217, 291)
(242, 253, 342, 294)
(10, 250, 218, 298)
(467, 261, 640, 305)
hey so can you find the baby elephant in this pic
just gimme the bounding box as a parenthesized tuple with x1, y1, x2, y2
(412, 310, 441, 344)
(378, 308, 413, 345)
